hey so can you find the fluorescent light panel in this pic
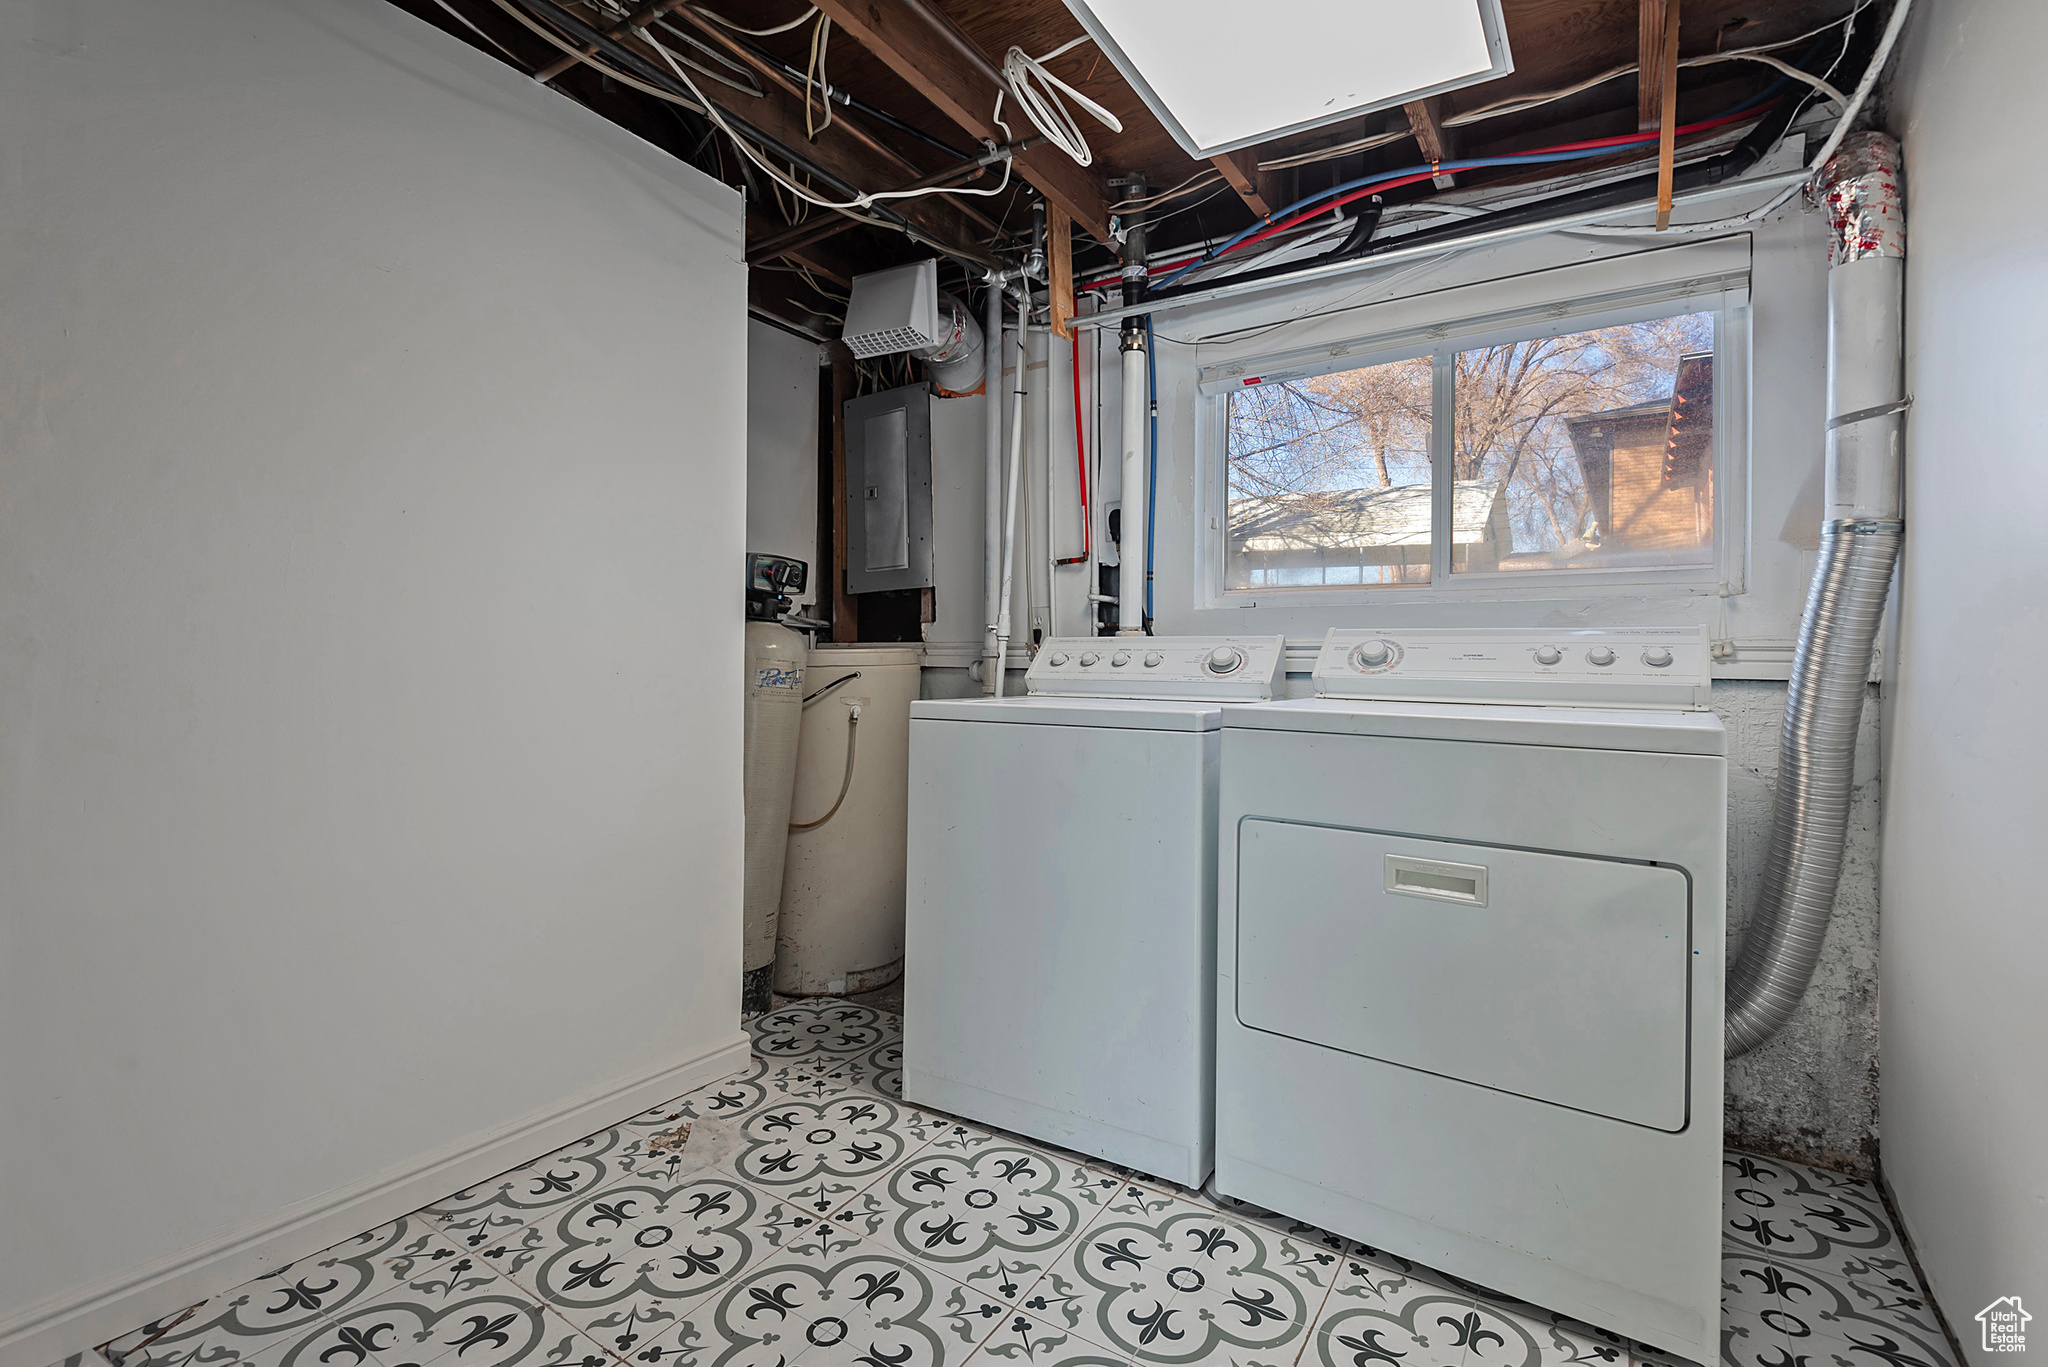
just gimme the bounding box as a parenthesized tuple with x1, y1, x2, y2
(1061, 0, 1513, 159)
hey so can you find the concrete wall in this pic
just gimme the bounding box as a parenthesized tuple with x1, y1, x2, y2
(0, 2, 750, 1360)
(747, 321, 823, 611)
(1718, 681, 1883, 1175)
(1882, 0, 2048, 1342)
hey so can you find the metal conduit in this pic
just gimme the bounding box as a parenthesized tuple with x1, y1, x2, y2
(1725, 132, 1906, 1057)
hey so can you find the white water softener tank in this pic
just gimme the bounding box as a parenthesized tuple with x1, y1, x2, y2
(776, 643, 921, 996)
(741, 554, 810, 1017)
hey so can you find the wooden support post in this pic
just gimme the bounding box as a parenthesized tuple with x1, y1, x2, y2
(1654, 0, 1682, 229)
(1047, 202, 1075, 342)
(1639, 0, 1672, 131)
(1209, 150, 1273, 218)
(1404, 97, 1456, 189)
(829, 343, 859, 642)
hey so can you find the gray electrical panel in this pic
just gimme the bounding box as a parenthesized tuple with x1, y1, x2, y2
(843, 383, 934, 594)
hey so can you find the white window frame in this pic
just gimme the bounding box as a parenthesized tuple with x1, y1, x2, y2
(1194, 244, 1752, 609)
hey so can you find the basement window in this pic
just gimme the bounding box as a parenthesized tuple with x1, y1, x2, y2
(1203, 265, 1747, 602)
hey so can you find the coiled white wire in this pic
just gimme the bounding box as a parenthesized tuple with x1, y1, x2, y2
(995, 37, 1121, 168)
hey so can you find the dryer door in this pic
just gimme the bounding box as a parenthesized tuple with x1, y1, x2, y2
(1236, 820, 1691, 1130)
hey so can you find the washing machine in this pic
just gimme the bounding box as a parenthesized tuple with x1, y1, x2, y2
(1216, 628, 1726, 1364)
(904, 635, 1286, 1188)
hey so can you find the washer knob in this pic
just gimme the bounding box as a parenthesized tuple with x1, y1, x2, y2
(1206, 646, 1243, 675)
(1534, 645, 1562, 666)
(1357, 639, 1394, 667)
(1111, 651, 1131, 667)
(1143, 652, 1163, 668)
(1587, 646, 1617, 667)
(1643, 646, 1674, 668)
(1049, 652, 1069, 666)
(1079, 651, 1099, 667)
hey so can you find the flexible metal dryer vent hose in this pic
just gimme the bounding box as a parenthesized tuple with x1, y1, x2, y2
(1725, 132, 1905, 1057)
(1725, 520, 1899, 1054)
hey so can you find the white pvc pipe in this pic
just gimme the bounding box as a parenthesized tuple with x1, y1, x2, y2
(1117, 328, 1147, 634)
(981, 280, 1004, 693)
(993, 299, 1029, 696)
(1038, 324, 1056, 640)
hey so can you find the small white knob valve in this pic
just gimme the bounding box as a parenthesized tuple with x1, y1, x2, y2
(1111, 651, 1131, 667)
(1079, 651, 1099, 667)
(1643, 647, 1674, 668)
(1534, 645, 1562, 666)
(1587, 647, 1617, 666)
(1357, 639, 1393, 667)
(1206, 646, 1243, 675)
(1049, 652, 1069, 666)
(1143, 652, 1163, 668)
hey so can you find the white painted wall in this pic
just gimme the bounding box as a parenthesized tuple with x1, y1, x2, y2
(0, 1, 750, 1359)
(1883, 0, 2048, 1340)
(747, 321, 822, 610)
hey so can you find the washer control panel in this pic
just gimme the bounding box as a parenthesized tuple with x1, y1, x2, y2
(1315, 627, 1711, 709)
(1027, 635, 1287, 702)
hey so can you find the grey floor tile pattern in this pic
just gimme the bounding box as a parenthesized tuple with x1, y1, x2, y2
(91, 1003, 1954, 1367)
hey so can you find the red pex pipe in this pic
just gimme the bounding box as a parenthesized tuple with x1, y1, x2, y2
(1054, 309, 1092, 566)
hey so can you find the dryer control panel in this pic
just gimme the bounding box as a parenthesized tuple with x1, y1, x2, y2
(1314, 627, 1711, 709)
(1027, 635, 1287, 702)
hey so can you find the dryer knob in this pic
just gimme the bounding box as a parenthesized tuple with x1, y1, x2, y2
(1534, 645, 1563, 666)
(1111, 651, 1131, 667)
(1049, 652, 1069, 666)
(1143, 652, 1163, 667)
(1357, 639, 1394, 667)
(1587, 647, 1617, 667)
(1643, 647, 1674, 668)
(1206, 646, 1244, 675)
(1079, 651, 1099, 667)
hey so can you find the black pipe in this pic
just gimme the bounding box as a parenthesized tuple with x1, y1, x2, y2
(689, 23, 971, 162)
(1141, 30, 1868, 306)
(1329, 26, 1870, 260)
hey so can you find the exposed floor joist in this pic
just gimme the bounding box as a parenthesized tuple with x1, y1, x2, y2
(807, 0, 1113, 243)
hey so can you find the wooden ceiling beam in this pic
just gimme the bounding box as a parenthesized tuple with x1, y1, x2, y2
(1208, 150, 1272, 219)
(590, 22, 997, 269)
(807, 0, 1113, 244)
(1404, 96, 1457, 190)
(664, 4, 996, 242)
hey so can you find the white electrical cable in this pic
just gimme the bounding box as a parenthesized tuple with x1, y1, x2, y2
(428, 0, 522, 58)
(691, 2, 817, 36)
(1258, 1, 1879, 175)
(1686, 50, 1848, 104)
(641, 23, 1017, 212)
(484, 0, 709, 110)
(805, 14, 834, 138)
(1567, 0, 1911, 238)
(996, 37, 1122, 168)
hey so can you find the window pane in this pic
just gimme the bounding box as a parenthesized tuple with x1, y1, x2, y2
(1451, 313, 1715, 574)
(1223, 356, 1435, 591)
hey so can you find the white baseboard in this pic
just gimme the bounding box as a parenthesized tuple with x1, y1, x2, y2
(0, 1032, 751, 1367)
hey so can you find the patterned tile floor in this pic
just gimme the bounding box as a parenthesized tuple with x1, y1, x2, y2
(88, 1002, 1957, 1367)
